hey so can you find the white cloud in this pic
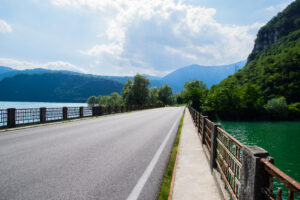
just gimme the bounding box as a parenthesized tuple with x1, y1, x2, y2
(80, 43, 123, 56)
(265, 2, 289, 13)
(0, 58, 87, 73)
(50, 0, 264, 75)
(0, 20, 12, 33)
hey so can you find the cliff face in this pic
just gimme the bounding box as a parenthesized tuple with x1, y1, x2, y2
(248, 0, 300, 61)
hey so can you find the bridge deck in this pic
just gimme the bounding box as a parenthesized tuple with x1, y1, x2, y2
(172, 109, 222, 200)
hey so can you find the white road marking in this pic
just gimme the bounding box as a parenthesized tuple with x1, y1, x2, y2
(126, 114, 181, 200)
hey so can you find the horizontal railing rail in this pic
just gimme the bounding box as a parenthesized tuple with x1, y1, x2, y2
(0, 105, 162, 129)
(261, 158, 300, 200)
(188, 106, 300, 200)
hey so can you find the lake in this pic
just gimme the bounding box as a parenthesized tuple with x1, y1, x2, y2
(220, 121, 300, 199)
(0, 101, 88, 109)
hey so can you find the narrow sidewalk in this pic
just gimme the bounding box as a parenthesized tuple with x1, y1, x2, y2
(171, 109, 221, 200)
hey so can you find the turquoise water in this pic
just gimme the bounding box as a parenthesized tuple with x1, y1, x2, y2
(219, 121, 300, 199)
(0, 101, 87, 109)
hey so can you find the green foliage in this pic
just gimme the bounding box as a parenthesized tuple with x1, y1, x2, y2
(158, 84, 173, 105)
(131, 74, 150, 105)
(182, 80, 208, 110)
(248, 0, 300, 61)
(88, 74, 175, 107)
(265, 97, 289, 118)
(122, 79, 134, 105)
(204, 21, 300, 119)
(87, 96, 98, 107)
(148, 87, 159, 105)
(288, 102, 300, 119)
(98, 92, 124, 107)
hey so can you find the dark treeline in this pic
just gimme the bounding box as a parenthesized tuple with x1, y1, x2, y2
(87, 74, 177, 107)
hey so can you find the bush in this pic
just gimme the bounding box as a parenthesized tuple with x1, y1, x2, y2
(288, 102, 300, 119)
(264, 97, 288, 119)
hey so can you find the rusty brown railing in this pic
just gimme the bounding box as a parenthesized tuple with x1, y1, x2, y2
(188, 106, 300, 200)
(216, 127, 243, 200)
(261, 158, 300, 200)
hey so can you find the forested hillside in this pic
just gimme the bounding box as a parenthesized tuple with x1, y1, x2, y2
(202, 0, 300, 120)
(0, 73, 123, 102)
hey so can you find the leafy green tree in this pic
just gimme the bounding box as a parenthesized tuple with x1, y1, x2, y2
(131, 74, 150, 105)
(158, 84, 173, 105)
(87, 96, 98, 107)
(98, 96, 110, 107)
(182, 80, 208, 110)
(149, 87, 159, 105)
(122, 79, 134, 105)
(108, 92, 123, 106)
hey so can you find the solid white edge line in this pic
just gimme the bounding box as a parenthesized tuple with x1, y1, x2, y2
(126, 112, 181, 200)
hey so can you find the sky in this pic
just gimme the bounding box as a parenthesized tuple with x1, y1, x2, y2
(0, 0, 295, 76)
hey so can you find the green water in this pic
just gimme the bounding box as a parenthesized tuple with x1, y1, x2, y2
(219, 121, 300, 199)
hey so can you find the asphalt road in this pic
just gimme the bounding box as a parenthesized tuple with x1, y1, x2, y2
(0, 107, 184, 200)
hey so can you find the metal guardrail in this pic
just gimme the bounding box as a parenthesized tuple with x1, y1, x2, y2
(16, 108, 40, 125)
(67, 107, 80, 119)
(0, 109, 7, 128)
(0, 105, 162, 129)
(83, 107, 92, 117)
(188, 106, 300, 200)
(46, 108, 63, 121)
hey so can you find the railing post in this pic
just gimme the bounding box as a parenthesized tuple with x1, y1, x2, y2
(201, 116, 208, 144)
(197, 113, 201, 134)
(63, 107, 68, 120)
(40, 107, 46, 123)
(79, 107, 83, 118)
(210, 123, 221, 173)
(239, 146, 272, 200)
(7, 108, 16, 128)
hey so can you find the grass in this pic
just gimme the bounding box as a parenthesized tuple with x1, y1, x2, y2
(157, 108, 185, 200)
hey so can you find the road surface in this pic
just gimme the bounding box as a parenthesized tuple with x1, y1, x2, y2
(0, 107, 184, 200)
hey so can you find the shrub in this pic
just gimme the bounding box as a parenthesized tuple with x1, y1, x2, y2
(264, 97, 288, 119)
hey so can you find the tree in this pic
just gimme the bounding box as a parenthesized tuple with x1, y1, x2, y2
(158, 84, 173, 105)
(108, 92, 123, 106)
(122, 79, 134, 105)
(149, 87, 159, 105)
(131, 74, 150, 105)
(182, 80, 208, 110)
(87, 96, 98, 107)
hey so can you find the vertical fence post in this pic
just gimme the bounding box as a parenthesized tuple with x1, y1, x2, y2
(79, 107, 83, 118)
(197, 113, 201, 134)
(63, 107, 68, 120)
(40, 107, 46, 123)
(210, 123, 221, 173)
(239, 146, 272, 200)
(7, 108, 16, 128)
(201, 116, 207, 144)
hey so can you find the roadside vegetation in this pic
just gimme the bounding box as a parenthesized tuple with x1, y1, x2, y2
(157, 109, 185, 200)
(87, 74, 179, 107)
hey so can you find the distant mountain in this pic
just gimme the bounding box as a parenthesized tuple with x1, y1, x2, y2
(151, 60, 246, 93)
(0, 66, 15, 74)
(0, 73, 123, 102)
(0, 60, 246, 101)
